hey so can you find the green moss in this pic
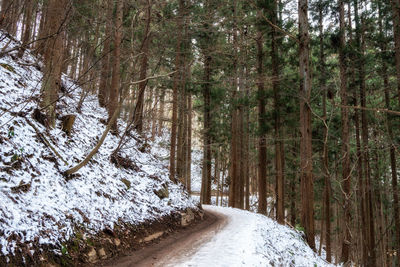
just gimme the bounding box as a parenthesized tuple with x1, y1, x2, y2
(154, 184, 169, 199)
(121, 178, 131, 189)
(0, 63, 15, 73)
(86, 238, 94, 247)
(75, 231, 83, 240)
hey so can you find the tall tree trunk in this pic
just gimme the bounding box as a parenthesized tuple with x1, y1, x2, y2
(0, 0, 11, 31)
(134, 1, 152, 133)
(177, 18, 190, 186)
(18, 0, 34, 58)
(256, 20, 267, 215)
(186, 93, 192, 193)
(290, 173, 297, 226)
(35, 2, 48, 56)
(389, 0, 400, 261)
(177, 89, 185, 184)
(151, 89, 158, 140)
(69, 39, 79, 80)
(229, 0, 240, 208)
(318, 3, 331, 261)
(40, 0, 68, 127)
(201, 52, 212, 204)
(391, 0, 400, 104)
(9, 0, 20, 36)
(237, 50, 245, 209)
(180, 89, 188, 186)
(215, 149, 220, 205)
(0, 0, 16, 34)
(269, 0, 285, 224)
(244, 61, 250, 210)
(158, 90, 165, 136)
(298, 0, 315, 250)
(98, 0, 113, 108)
(169, 0, 185, 183)
(108, 0, 123, 132)
(347, 3, 367, 264)
(353, 1, 375, 264)
(339, 0, 351, 264)
(229, 104, 238, 207)
(354, 87, 368, 265)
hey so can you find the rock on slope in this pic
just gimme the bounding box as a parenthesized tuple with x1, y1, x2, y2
(0, 31, 196, 265)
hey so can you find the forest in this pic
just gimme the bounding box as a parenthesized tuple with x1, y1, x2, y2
(0, 0, 400, 266)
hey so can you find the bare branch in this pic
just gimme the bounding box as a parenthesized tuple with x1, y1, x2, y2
(129, 71, 176, 85)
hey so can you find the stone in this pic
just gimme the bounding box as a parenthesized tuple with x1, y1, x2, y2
(153, 184, 169, 199)
(61, 114, 76, 136)
(141, 231, 164, 243)
(98, 248, 107, 259)
(186, 208, 194, 221)
(87, 247, 97, 263)
(199, 210, 205, 220)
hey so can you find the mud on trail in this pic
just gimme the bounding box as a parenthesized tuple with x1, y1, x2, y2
(101, 208, 227, 267)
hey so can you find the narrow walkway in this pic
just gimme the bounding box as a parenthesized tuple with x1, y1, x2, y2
(103, 206, 333, 267)
(101, 207, 228, 267)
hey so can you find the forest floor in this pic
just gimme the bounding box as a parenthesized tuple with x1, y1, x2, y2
(102, 205, 334, 267)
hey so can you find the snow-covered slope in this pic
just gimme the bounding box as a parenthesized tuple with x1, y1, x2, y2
(151, 140, 214, 194)
(150, 134, 203, 193)
(189, 149, 203, 193)
(0, 32, 196, 263)
(175, 206, 334, 267)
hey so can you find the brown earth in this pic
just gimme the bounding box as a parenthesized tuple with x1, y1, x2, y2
(0, 208, 202, 267)
(100, 207, 227, 267)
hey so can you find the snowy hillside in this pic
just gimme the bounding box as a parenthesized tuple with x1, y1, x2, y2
(175, 206, 334, 267)
(0, 32, 197, 265)
(150, 134, 203, 192)
(150, 140, 214, 194)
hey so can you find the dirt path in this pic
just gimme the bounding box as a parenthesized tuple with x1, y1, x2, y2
(101, 207, 228, 267)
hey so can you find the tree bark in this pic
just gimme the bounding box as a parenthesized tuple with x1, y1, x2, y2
(0, 0, 15, 34)
(318, 3, 331, 261)
(169, 0, 185, 183)
(298, 0, 315, 250)
(177, 18, 189, 186)
(40, 0, 68, 127)
(201, 52, 212, 204)
(354, 1, 376, 264)
(134, 0, 152, 133)
(389, 0, 400, 260)
(256, 18, 267, 215)
(108, 0, 123, 132)
(269, 0, 284, 224)
(391, 0, 400, 104)
(158, 90, 165, 136)
(35, 2, 49, 56)
(339, 0, 351, 264)
(18, 0, 34, 58)
(186, 93, 192, 193)
(98, 0, 113, 108)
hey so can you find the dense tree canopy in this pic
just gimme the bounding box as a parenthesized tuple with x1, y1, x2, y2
(2, 0, 400, 265)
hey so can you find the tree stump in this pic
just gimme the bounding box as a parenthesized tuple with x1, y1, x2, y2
(61, 114, 76, 136)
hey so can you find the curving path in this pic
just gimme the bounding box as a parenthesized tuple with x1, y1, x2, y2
(101, 206, 228, 267)
(102, 206, 333, 267)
